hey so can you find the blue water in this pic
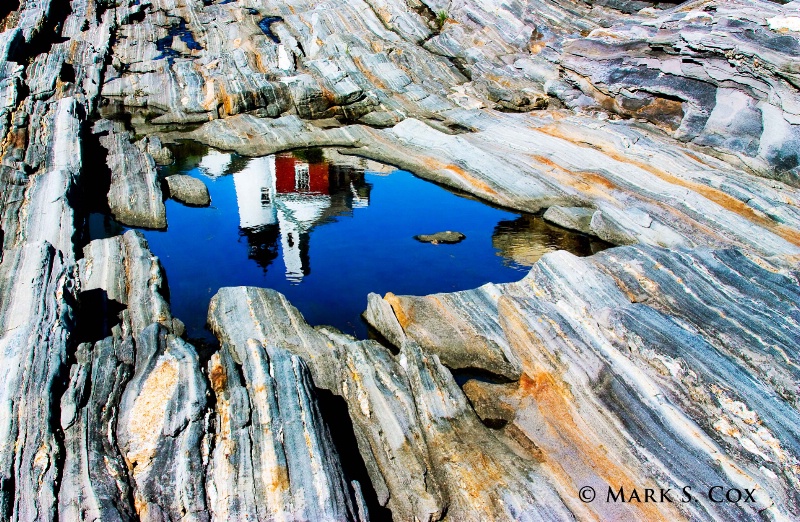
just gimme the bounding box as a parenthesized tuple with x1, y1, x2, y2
(89, 145, 606, 341)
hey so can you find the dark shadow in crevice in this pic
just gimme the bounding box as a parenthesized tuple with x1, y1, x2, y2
(19, 0, 72, 63)
(59, 61, 76, 83)
(0, 0, 20, 30)
(74, 119, 115, 254)
(364, 322, 400, 355)
(315, 389, 394, 521)
(481, 418, 509, 430)
(449, 367, 518, 387)
(73, 288, 125, 345)
(187, 334, 220, 369)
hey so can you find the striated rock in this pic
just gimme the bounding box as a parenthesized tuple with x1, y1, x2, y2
(79, 230, 176, 340)
(137, 136, 174, 166)
(0, 241, 74, 522)
(461, 379, 519, 426)
(542, 205, 596, 235)
(0, 96, 83, 522)
(205, 333, 361, 521)
(165, 174, 210, 206)
(337, 111, 800, 257)
(414, 230, 466, 244)
(3, 0, 800, 520)
(364, 290, 523, 380)
(208, 286, 571, 520)
(557, 1, 800, 184)
(59, 338, 137, 522)
(116, 324, 209, 522)
(366, 245, 800, 520)
(95, 120, 167, 229)
(187, 114, 369, 157)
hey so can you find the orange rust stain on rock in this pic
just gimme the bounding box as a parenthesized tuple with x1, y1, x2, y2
(536, 125, 800, 247)
(384, 292, 411, 329)
(532, 154, 618, 192)
(517, 371, 674, 521)
(421, 157, 499, 197)
(268, 465, 291, 495)
(500, 300, 677, 521)
(351, 55, 387, 90)
(127, 358, 179, 472)
(11, 127, 26, 150)
(603, 149, 800, 246)
(209, 363, 227, 393)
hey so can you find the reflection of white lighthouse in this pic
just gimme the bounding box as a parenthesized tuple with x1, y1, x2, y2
(233, 156, 278, 229)
(231, 154, 333, 283)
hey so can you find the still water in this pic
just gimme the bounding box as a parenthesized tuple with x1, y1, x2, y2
(89, 143, 608, 341)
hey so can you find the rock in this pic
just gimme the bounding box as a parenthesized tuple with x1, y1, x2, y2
(95, 121, 167, 229)
(589, 209, 639, 245)
(365, 244, 800, 520)
(204, 332, 361, 521)
(208, 286, 568, 520)
(414, 230, 466, 244)
(461, 379, 518, 426)
(116, 324, 209, 522)
(79, 230, 175, 340)
(4, 0, 800, 519)
(187, 114, 369, 157)
(558, 0, 800, 184)
(363, 289, 523, 380)
(0, 96, 83, 521)
(137, 136, 174, 166)
(542, 205, 596, 234)
(165, 175, 210, 206)
(0, 242, 75, 522)
(285, 74, 332, 119)
(59, 338, 137, 522)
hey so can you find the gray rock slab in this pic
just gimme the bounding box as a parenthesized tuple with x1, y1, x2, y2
(96, 121, 166, 229)
(116, 324, 209, 522)
(414, 230, 466, 244)
(542, 205, 596, 234)
(165, 174, 210, 206)
(366, 244, 800, 520)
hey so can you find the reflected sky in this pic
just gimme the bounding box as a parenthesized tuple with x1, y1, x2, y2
(88, 144, 608, 341)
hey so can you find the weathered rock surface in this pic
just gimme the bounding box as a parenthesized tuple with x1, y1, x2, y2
(558, 1, 800, 184)
(365, 245, 800, 520)
(95, 120, 167, 229)
(117, 324, 209, 522)
(414, 230, 466, 244)
(138, 136, 174, 166)
(187, 114, 369, 156)
(60, 337, 137, 522)
(165, 174, 210, 206)
(0, 94, 83, 521)
(3, 0, 800, 520)
(205, 328, 361, 521)
(542, 205, 596, 234)
(208, 287, 572, 521)
(79, 230, 177, 339)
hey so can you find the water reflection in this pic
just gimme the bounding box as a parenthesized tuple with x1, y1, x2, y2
(231, 152, 371, 282)
(87, 143, 610, 340)
(492, 215, 609, 267)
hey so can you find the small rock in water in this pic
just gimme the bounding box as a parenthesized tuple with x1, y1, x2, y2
(166, 175, 211, 206)
(414, 231, 466, 244)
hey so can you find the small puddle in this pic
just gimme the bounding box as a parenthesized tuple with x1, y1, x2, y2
(155, 18, 203, 62)
(88, 144, 609, 342)
(258, 16, 283, 44)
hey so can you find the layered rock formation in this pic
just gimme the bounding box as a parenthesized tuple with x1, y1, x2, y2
(364, 245, 800, 520)
(1, 0, 800, 520)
